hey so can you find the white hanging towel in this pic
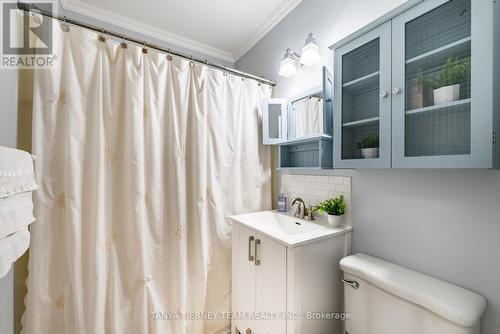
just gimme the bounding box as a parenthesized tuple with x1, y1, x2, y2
(0, 146, 37, 199)
(0, 228, 30, 278)
(0, 191, 35, 240)
(0, 146, 37, 278)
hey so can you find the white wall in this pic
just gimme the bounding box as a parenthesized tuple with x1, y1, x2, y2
(0, 69, 18, 334)
(236, 1, 500, 333)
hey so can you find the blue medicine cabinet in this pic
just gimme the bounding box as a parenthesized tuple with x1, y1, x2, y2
(262, 66, 334, 169)
(331, 0, 500, 169)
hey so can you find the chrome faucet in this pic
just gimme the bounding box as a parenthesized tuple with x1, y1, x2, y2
(290, 197, 311, 220)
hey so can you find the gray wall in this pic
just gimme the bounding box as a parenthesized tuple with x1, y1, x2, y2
(0, 70, 18, 148)
(236, 1, 500, 333)
(0, 69, 18, 334)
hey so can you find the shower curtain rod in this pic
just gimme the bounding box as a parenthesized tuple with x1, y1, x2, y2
(17, 2, 277, 87)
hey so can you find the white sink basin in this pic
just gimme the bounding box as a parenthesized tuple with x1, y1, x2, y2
(230, 211, 351, 247)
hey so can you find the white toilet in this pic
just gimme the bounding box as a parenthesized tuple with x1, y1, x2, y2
(340, 254, 487, 334)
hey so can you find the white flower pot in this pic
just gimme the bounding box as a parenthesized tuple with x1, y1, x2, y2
(361, 147, 379, 159)
(327, 214, 344, 227)
(433, 84, 460, 105)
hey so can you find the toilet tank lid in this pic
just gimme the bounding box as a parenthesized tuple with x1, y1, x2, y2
(340, 253, 487, 328)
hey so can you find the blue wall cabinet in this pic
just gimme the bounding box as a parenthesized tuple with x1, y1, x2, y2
(263, 67, 335, 169)
(332, 0, 500, 168)
(392, 0, 496, 168)
(278, 138, 333, 169)
(333, 22, 392, 168)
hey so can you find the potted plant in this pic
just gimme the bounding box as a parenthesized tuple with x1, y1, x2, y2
(357, 135, 379, 159)
(432, 57, 470, 105)
(411, 73, 434, 109)
(314, 195, 346, 227)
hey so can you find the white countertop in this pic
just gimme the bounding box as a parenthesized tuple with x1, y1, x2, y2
(230, 210, 352, 247)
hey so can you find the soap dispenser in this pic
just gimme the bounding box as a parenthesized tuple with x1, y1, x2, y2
(277, 189, 287, 212)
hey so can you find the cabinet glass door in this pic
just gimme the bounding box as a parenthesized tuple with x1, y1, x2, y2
(334, 22, 392, 168)
(392, 0, 472, 167)
(262, 98, 288, 145)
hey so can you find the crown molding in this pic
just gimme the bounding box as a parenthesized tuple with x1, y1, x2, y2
(233, 0, 302, 61)
(59, 0, 236, 63)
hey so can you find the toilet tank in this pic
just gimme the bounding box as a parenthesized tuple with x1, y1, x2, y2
(340, 254, 487, 334)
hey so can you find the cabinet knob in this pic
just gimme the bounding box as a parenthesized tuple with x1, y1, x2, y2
(392, 87, 401, 95)
(379, 91, 388, 98)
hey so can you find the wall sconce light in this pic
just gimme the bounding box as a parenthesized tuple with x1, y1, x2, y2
(278, 48, 300, 78)
(278, 33, 320, 78)
(300, 33, 320, 67)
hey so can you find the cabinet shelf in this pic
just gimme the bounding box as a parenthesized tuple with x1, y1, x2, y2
(342, 117, 380, 127)
(276, 167, 329, 171)
(405, 98, 471, 115)
(406, 37, 471, 65)
(342, 71, 379, 88)
(405, 37, 471, 77)
(281, 134, 332, 146)
(279, 138, 332, 169)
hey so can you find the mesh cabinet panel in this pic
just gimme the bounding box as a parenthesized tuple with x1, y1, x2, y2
(404, 0, 471, 157)
(405, 104, 470, 156)
(405, 0, 471, 60)
(341, 38, 381, 160)
(342, 123, 379, 160)
(342, 39, 380, 83)
(342, 75, 379, 123)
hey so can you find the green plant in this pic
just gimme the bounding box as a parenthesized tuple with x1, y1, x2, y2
(314, 195, 346, 216)
(417, 57, 471, 90)
(415, 76, 435, 89)
(356, 135, 379, 150)
(436, 56, 470, 88)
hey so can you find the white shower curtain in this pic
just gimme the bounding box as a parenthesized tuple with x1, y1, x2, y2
(23, 23, 271, 334)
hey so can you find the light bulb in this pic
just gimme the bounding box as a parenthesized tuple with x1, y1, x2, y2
(300, 33, 320, 67)
(279, 49, 297, 78)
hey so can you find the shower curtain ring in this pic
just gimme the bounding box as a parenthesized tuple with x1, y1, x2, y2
(60, 16, 70, 32)
(223, 66, 228, 76)
(189, 55, 194, 67)
(97, 28, 106, 42)
(166, 48, 172, 61)
(120, 35, 127, 49)
(142, 41, 148, 54)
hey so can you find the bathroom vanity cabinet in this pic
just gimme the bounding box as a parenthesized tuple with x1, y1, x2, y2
(331, 0, 500, 168)
(262, 67, 334, 169)
(230, 212, 351, 334)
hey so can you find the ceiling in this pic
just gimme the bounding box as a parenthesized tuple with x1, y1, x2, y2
(60, 0, 302, 63)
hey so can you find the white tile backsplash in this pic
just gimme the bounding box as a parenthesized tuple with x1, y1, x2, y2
(280, 174, 352, 224)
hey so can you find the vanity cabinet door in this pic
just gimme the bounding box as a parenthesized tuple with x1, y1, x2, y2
(391, 0, 477, 168)
(254, 233, 287, 334)
(232, 225, 256, 333)
(333, 22, 392, 168)
(262, 98, 288, 145)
